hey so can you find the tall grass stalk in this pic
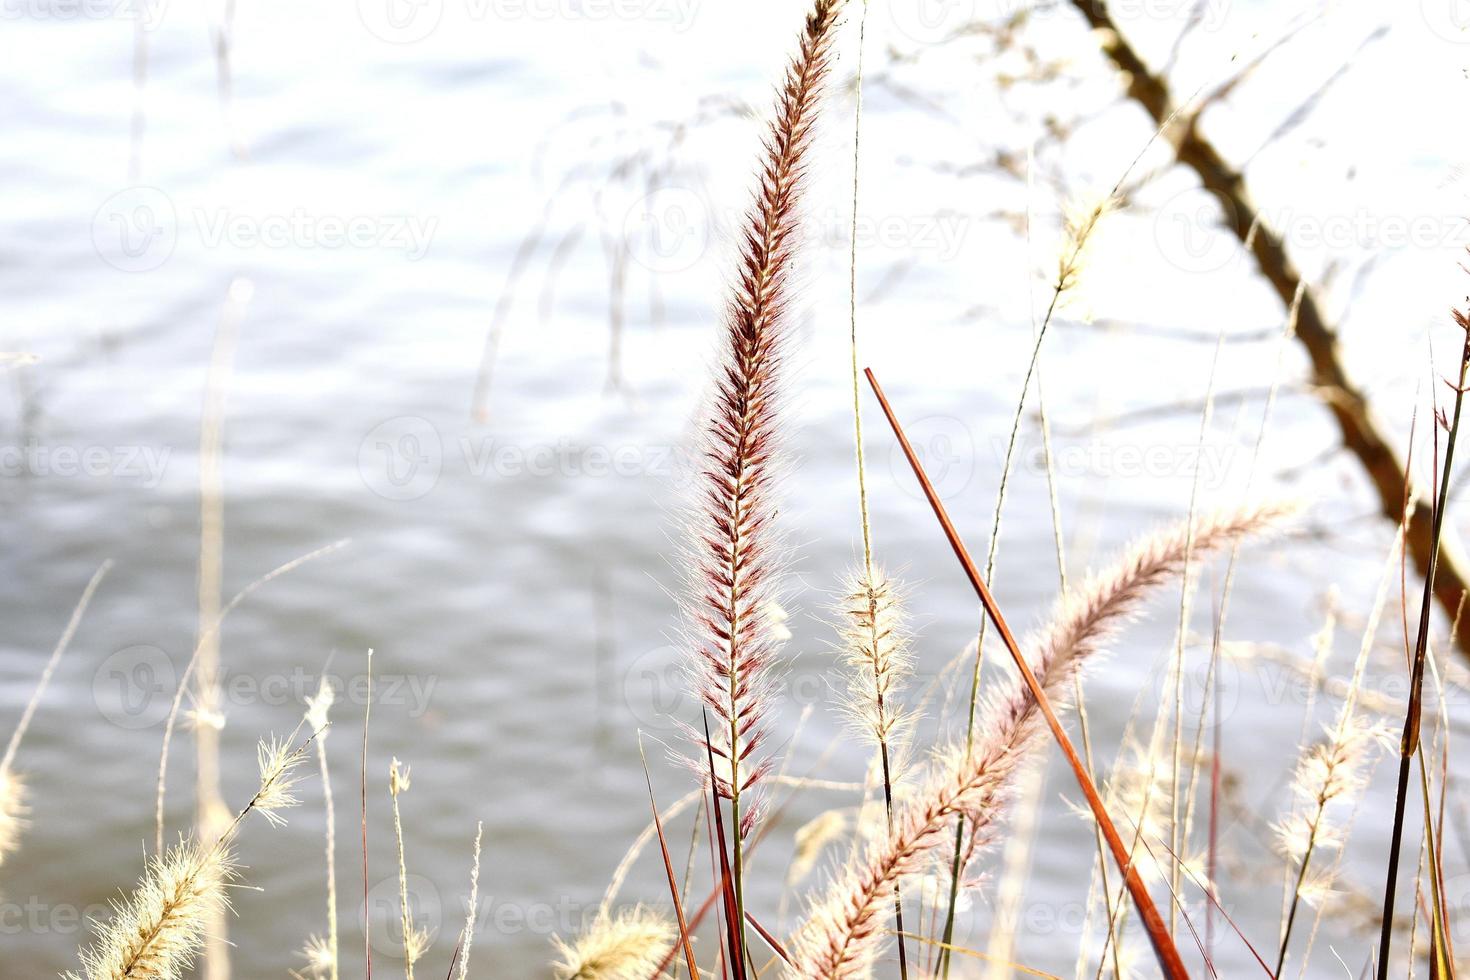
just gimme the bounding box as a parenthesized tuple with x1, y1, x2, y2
(196, 276, 249, 980)
(840, 2, 910, 973)
(389, 758, 427, 977)
(1377, 293, 1470, 979)
(679, 0, 844, 961)
(301, 676, 339, 980)
(155, 539, 349, 855)
(1164, 331, 1224, 938)
(456, 821, 484, 980)
(361, 649, 374, 980)
(0, 560, 110, 868)
(1273, 529, 1399, 975)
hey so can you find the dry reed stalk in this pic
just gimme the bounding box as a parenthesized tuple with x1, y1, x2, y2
(679, 0, 845, 954)
(840, 0, 908, 971)
(361, 649, 374, 980)
(788, 501, 1292, 978)
(155, 539, 349, 855)
(389, 758, 428, 977)
(0, 560, 111, 868)
(297, 676, 339, 980)
(67, 734, 309, 980)
(1272, 525, 1402, 975)
(195, 276, 248, 980)
(1163, 332, 1224, 937)
(456, 821, 484, 980)
(1015, 157, 1123, 980)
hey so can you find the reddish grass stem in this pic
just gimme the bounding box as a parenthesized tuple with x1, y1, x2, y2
(865, 368, 1191, 980)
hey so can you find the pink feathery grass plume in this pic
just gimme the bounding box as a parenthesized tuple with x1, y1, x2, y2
(680, 0, 845, 837)
(788, 501, 1296, 979)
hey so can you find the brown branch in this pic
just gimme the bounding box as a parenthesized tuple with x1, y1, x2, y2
(1072, 1, 1470, 657)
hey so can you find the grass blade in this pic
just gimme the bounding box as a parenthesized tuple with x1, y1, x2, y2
(640, 738, 700, 979)
(866, 367, 1192, 980)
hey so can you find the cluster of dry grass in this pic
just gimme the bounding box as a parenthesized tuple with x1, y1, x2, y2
(3, 2, 1467, 979)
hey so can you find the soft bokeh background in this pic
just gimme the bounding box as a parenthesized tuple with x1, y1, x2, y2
(3, 0, 1470, 975)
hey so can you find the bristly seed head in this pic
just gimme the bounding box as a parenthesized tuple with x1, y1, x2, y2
(0, 768, 28, 869)
(551, 907, 675, 980)
(678, 0, 846, 830)
(836, 567, 913, 750)
(253, 736, 308, 829)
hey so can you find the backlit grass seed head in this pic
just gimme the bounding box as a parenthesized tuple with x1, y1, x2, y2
(296, 934, 335, 979)
(680, 0, 845, 821)
(403, 923, 431, 969)
(390, 757, 411, 797)
(305, 678, 334, 738)
(1274, 716, 1390, 863)
(551, 907, 675, 980)
(837, 568, 913, 749)
(67, 839, 234, 980)
(788, 502, 1293, 978)
(252, 736, 308, 829)
(1055, 191, 1119, 299)
(0, 768, 28, 867)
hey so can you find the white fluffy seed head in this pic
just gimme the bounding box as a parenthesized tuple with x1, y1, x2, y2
(551, 907, 675, 980)
(836, 567, 913, 751)
(0, 768, 29, 868)
(304, 678, 335, 738)
(67, 839, 235, 980)
(253, 736, 307, 828)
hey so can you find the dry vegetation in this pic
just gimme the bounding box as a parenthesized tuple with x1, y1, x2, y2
(4, 1, 1470, 978)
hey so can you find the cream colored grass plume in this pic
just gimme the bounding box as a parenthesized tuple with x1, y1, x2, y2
(787, 501, 1295, 978)
(551, 905, 676, 980)
(295, 676, 339, 980)
(66, 733, 310, 980)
